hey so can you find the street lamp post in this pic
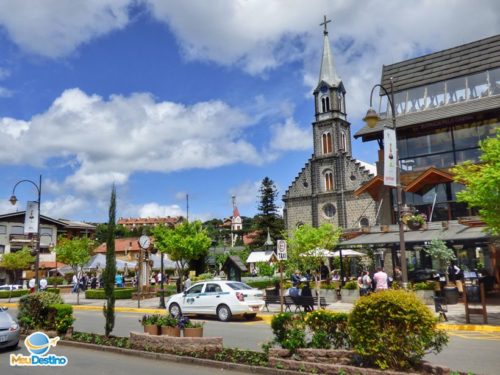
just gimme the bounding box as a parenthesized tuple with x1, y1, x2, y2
(363, 78, 408, 288)
(9, 175, 42, 291)
(159, 251, 166, 308)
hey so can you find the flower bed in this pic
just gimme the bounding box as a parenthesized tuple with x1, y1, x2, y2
(0, 289, 29, 298)
(85, 288, 135, 299)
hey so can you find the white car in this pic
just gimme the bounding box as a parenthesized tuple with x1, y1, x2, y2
(0, 285, 23, 291)
(167, 280, 264, 322)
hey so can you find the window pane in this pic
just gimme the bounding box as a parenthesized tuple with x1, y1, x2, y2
(468, 72, 489, 99)
(404, 128, 452, 157)
(0, 245, 4, 254)
(0, 225, 6, 234)
(427, 81, 446, 108)
(406, 86, 426, 113)
(394, 91, 407, 115)
(401, 152, 455, 171)
(378, 95, 388, 119)
(478, 120, 499, 140)
(490, 68, 500, 95)
(447, 77, 467, 103)
(11, 226, 24, 235)
(454, 123, 480, 149)
(187, 284, 203, 294)
(455, 148, 481, 163)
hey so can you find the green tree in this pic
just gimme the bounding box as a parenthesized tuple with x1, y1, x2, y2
(452, 128, 500, 235)
(103, 185, 116, 337)
(55, 236, 94, 305)
(0, 247, 34, 285)
(252, 177, 285, 247)
(152, 220, 212, 277)
(286, 223, 342, 274)
(424, 239, 456, 284)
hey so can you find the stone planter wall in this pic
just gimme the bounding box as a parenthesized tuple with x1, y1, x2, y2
(340, 289, 359, 304)
(268, 348, 450, 375)
(414, 290, 435, 305)
(130, 331, 222, 355)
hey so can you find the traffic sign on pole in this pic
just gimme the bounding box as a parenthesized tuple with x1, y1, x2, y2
(277, 240, 287, 261)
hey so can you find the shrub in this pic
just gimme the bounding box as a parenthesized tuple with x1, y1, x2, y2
(156, 284, 177, 297)
(0, 289, 29, 298)
(157, 314, 177, 327)
(412, 281, 437, 291)
(304, 310, 350, 349)
(85, 288, 134, 299)
(246, 279, 278, 290)
(48, 277, 64, 286)
(343, 280, 358, 290)
(256, 262, 275, 277)
(348, 290, 448, 370)
(18, 292, 64, 330)
(47, 304, 75, 333)
(140, 314, 161, 326)
(270, 312, 306, 351)
(46, 288, 60, 295)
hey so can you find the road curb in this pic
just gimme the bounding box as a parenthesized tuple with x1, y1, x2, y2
(437, 323, 500, 332)
(56, 339, 306, 375)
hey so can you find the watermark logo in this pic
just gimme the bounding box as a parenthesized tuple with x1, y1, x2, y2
(10, 332, 68, 366)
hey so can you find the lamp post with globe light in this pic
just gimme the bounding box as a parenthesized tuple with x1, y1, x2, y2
(363, 78, 408, 288)
(9, 175, 42, 291)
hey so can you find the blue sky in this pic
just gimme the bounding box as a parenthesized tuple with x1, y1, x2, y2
(0, 0, 499, 223)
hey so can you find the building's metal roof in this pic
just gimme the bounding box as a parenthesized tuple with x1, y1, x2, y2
(339, 222, 490, 247)
(381, 35, 500, 93)
(355, 96, 500, 140)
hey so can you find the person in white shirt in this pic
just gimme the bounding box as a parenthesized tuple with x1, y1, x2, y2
(72, 274, 79, 293)
(28, 278, 36, 292)
(373, 267, 389, 291)
(183, 276, 191, 291)
(39, 278, 48, 291)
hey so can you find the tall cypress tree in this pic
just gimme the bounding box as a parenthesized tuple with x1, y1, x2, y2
(103, 185, 116, 337)
(253, 177, 284, 247)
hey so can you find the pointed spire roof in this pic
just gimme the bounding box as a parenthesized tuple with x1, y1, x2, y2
(233, 206, 240, 218)
(318, 16, 341, 87)
(264, 227, 274, 246)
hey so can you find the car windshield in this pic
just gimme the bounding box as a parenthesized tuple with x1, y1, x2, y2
(226, 282, 253, 290)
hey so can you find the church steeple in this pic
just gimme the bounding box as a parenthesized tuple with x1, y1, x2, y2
(318, 15, 340, 87)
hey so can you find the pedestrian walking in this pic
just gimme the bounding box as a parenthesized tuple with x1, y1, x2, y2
(373, 267, 389, 291)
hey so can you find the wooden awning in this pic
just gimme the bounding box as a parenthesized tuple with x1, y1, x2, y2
(354, 176, 384, 200)
(404, 167, 455, 193)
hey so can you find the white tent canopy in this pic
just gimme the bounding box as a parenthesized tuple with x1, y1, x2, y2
(300, 248, 335, 257)
(333, 249, 365, 258)
(246, 250, 277, 263)
(84, 254, 136, 271)
(149, 253, 181, 270)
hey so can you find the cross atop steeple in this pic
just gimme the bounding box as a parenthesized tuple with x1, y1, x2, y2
(320, 15, 331, 35)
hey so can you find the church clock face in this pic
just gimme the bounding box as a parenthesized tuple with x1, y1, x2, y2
(320, 85, 328, 93)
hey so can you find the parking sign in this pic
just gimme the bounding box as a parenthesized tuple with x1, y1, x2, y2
(277, 240, 287, 261)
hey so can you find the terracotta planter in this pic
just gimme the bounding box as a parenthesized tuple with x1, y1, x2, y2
(143, 324, 159, 335)
(183, 327, 203, 337)
(161, 326, 181, 337)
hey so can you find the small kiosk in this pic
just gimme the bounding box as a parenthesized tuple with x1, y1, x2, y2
(222, 255, 247, 282)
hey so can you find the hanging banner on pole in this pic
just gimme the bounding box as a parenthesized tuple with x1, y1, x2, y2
(276, 240, 287, 261)
(24, 201, 39, 234)
(383, 127, 397, 187)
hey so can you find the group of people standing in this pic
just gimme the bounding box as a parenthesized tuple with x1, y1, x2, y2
(72, 273, 100, 292)
(356, 267, 403, 296)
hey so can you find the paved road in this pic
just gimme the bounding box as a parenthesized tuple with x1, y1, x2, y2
(5, 308, 500, 374)
(0, 345, 252, 375)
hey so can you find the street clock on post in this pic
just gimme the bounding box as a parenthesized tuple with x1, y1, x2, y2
(139, 235, 150, 250)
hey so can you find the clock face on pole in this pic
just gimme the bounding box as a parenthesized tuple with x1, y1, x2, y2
(139, 235, 150, 249)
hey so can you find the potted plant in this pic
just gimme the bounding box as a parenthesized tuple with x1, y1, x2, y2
(412, 281, 436, 304)
(158, 314, 180, 337)
(340, 280, 359, 304)
(424, 239, 458, 304)
(406, 213, 426, 230)
(177, 315, 204, 337)
(140, 314, 160, 335)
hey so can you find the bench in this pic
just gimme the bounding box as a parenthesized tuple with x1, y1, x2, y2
(263, 295, 293, 312)
(290, 296, 328, 313)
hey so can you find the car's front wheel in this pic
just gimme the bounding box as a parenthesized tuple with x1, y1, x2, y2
(169, 303, 182, 318)
(216, 304, 232, 322)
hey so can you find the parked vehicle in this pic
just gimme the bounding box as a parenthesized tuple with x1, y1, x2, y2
(0, 307, 20, 350)
(167, 280, 264, 322)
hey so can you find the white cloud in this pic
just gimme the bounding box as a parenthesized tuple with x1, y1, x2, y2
(146, 0, 500, 118)
(0, 87, 13, 98)
(229, 180, 261, 206)
(174, 191, 187, 201)
(137, 202, 185, 218)
(41, 196, 87, 219)
(0, 88, 265, 198)
(0, 0, 132, 58)
(270, 118, 311, 151)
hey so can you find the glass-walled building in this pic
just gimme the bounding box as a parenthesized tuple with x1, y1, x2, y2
(345, 35, 500, 284)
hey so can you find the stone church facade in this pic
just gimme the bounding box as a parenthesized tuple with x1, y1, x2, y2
(283, 20, 376, 232)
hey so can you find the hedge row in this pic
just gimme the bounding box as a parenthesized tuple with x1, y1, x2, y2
(85, 288, 135, 299)
(0, 289, 29, 298)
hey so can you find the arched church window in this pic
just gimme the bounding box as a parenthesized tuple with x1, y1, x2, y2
(321, 96, 330, 112)
(340, 131, 347, 151)
(324, 171, 334, 191)
(322, 132, 332, 154)
(323, 203, 336, 218)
